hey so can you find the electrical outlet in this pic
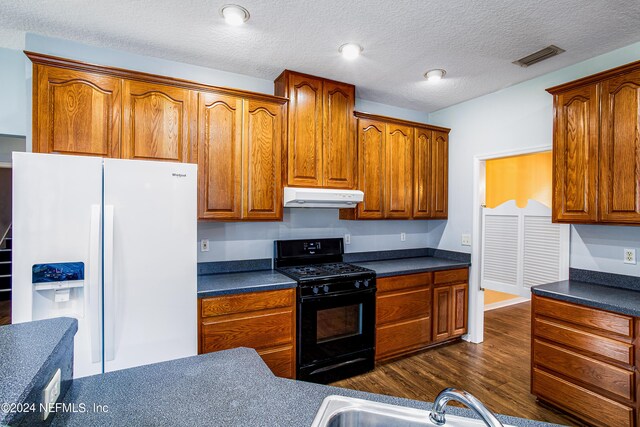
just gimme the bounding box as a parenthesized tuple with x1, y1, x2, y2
(624, 248, 636, 264)
(42, 368, 61, 420)
(200, 239, 210, 252)
(344, 234, 351, 245)
(400, 232, 406, 242)
(461, 233, 472, 246)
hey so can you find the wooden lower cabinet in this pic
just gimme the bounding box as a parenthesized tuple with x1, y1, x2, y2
(375, 268, 468, 361)
(531, 295, 638, 427)
(198, 288, 296, 379)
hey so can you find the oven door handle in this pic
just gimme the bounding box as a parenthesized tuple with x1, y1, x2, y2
(300, 288, 376, 302)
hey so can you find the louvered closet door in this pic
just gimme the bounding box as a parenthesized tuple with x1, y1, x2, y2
(480, 200, 569, 298)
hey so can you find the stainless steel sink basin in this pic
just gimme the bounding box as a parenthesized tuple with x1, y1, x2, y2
(311, 395, 516, 427)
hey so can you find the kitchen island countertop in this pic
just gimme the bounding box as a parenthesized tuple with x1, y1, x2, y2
(52, 347, 556, 427)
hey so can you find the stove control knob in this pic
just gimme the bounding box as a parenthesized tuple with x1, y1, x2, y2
(364, 279, 370, 287)
(323, 285, 329, 293)
(312, 287, 319, 294)
(355, 281, 361, 289)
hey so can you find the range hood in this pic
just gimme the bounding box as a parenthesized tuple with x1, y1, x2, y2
(284, 187, 364, 208)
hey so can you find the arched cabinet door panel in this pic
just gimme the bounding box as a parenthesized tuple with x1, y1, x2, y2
(385, 123, 413, 219)
(242, 100, 285, 221)
(551, 85, 599, 223)
(599, 70, 640, 223)
(356, 119, 386, 219)
(33, 65, 122, 158)
(122, 81, 191, 163)
(197, 92, 243, 220)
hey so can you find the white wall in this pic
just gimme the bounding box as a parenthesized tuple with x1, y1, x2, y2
(0, 48, 27, 136)
(198, 209, 429, 262)
(429, 41, 640, 276)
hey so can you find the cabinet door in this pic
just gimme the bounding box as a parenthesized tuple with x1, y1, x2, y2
(431, 130, 448, 219)
(451, 283, 468, 336)
(600, 71, 640, 223)
(553, 85, 599, 223)
(286, 73, 323, 187)
(356, 119, 386, 219)
(197, 92, 243, 220)
(323, 81, 356, 189)
(243, 99, 284, 220)
(413, 128, 433, 218)
(386, 124, 413, 218)
(33, 65, 121, 157)
(432, 285, 452, 342)
(123, 80, 191, 162)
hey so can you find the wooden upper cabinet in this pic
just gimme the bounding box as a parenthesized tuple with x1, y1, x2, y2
(275, 70, 356, 189)
(33, 65, 122, 157)
(599, 69, 640, 223)
(242, 99, 285, 220)
(552, 85, 599, 223)
(197, 92, 243, 220)
(413, 128, 433, 219)
(356, 119, 386, 219)
(283, 73, 323, 186)
(323, 80, 356, 189)
(385, 123, 413, 218)
(431, 130, 449, 219)
(122, 80, 192, 163)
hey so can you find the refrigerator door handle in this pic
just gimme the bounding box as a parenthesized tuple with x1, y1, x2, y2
(103, 205, 116, 362)
(89, 204, 102, 363)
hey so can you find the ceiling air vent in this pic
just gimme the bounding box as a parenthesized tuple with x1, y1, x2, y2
(512, 45, 565, 67)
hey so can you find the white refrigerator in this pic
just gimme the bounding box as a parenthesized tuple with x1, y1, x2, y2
(12, 152, 197, 378)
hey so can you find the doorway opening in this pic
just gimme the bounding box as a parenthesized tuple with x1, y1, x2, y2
(468, 146, 568, 343)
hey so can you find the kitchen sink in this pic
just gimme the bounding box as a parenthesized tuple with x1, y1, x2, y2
(311, 395, 515, 427)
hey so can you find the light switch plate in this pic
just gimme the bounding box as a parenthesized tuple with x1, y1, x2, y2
(200, 239, 210, 252)
(624, 248, 636, 264)
(42, 368, 61, 420)
(461, 234, 472, 246)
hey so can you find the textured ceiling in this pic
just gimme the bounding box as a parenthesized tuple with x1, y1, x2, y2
(2, 0, 640, 112)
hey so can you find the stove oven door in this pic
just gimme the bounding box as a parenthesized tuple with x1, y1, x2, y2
(298, 286, 376, 383)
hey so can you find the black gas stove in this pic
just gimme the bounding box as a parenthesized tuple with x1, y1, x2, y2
(274, 238, 376, 384)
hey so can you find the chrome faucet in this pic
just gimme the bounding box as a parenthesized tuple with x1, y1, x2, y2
(429, 388, 504, 427)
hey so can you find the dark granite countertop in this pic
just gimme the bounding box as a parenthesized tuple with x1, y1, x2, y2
(0, 317, 78, 425)
(532, 280, 640, 317)
(197, 270, 296, 298)
(352, 256, 470, 278)
(52, 347, 555, 427)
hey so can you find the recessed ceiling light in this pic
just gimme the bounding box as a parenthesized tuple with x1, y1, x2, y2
(339, 43, 363, 60)
(424, 69, 446, 82)
(219, 4, 250, 26)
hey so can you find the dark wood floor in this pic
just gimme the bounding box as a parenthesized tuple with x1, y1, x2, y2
(332, 302, 577, 426)
(0, 300, 10, 325)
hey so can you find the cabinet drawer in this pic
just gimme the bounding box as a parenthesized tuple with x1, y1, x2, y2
(258, 345, 294, 379)
(377, 272, 432, 293)
(201, 309, 293, 353)
(201, 289, 295, 318)
(532, 368, 634, 427)
(377, 288, 431, 325)
(533, 339, 634, 400)
(534, 296, 633, 338)
(434, 268, 468, 285)
(534, 318, 633, 365)
(376, 317, 431, 360)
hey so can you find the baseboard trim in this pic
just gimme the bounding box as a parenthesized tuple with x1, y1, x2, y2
(484, 296, 530, 312)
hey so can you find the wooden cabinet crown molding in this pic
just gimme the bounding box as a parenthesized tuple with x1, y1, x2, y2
(546, 58, 640, 95)
(25, 51, 288, 105)
(354, 111, 451, 134)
